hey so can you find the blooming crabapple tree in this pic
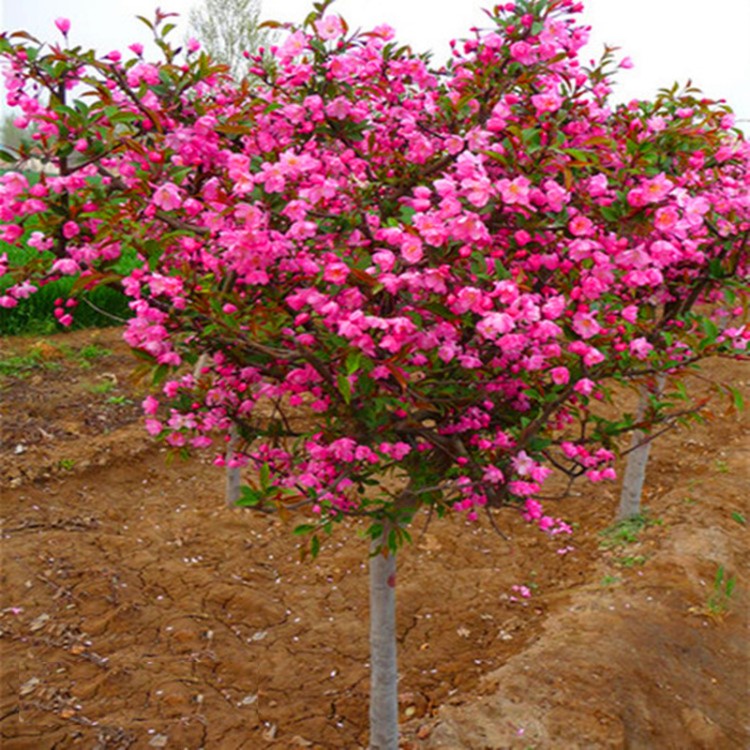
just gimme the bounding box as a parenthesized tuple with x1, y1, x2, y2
(1, 1, 748, 746)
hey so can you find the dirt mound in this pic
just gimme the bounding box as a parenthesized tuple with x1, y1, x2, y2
(415, 430, 749, 748)
(1, 328, 748, 749)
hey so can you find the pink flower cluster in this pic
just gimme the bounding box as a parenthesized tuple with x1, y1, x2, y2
(1, 0, 747, 540)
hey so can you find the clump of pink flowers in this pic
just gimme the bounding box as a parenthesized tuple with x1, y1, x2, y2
(0, 0, 747, 547)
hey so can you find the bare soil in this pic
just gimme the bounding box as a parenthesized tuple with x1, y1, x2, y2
(0, 328, 748, 749)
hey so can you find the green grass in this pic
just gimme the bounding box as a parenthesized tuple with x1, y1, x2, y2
(86, 380, 117, 395)
(615, 554, 648, 568)
(0, 280, 132, 336)
(707, 565, 737, 616)
(599, 513, 661, 550)
(0, 350, 60, 378)
(1, 236, 137, 336)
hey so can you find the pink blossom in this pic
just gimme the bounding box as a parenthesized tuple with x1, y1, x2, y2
(512, 450, 536, 477)
(279, 31, 308, 60)
(152, 183, 182, 211)
(51, 258, 80, 275)
(531, 90, 562, 114)
(315, 15, 344, 40)
(401, 235, 424, 264)
(543, 179, 570, 212)
(571, 312, 601, 339)
(55, 18, 71, 35)
(510, 41, 536, 65)
(476, 312, 515, 340)
(574, 378, 595, 396)
(498, 175, 531, 206)
(629, 337, 653, 359)
(550, 366, 569, 385)
(483, 465, 505, 484)
(654, 206, 678, 232)
(641, 173, 674, 204)
(568, 215, 594, 237)
(142, 396, 159, 415)
(62, 221, 79, 239)
(511, 584, 532, 599)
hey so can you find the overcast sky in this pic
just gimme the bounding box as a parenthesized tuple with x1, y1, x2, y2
(2, 0, 749, 129)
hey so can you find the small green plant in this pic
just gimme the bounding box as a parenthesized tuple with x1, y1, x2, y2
(599, 513, 660, 550)
(615, 555, 648, 568)
(58, 458, 76, 471)
(0, 351, 46, 378)
(731, 511, 746, 526)
(87, 380, 116, 394)
(105, 395, 132, 406)
(706, 565, 736, 616)
(714, 459, 730, 474)
(78, 343, 112, 360)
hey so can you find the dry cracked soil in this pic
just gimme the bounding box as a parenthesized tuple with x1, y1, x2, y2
(0, 327, 748, 749)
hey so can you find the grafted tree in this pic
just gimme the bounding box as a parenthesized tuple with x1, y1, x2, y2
(1, 2, 748, 747)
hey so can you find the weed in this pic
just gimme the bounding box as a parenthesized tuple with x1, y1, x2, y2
(105, 395, 132, 406)
(731, 512, 746, 526)
(599, 513, 661, 550)
(58, 458, 76, 471)
(706, 565, 736, 616)
(0, 350, 58, 378)
(615, 555, 648, 568)
(714, 459, 729, 474)
(77, 343, 113, 361)
(600, 575, 620, 586)
(87, 380, 116, 395)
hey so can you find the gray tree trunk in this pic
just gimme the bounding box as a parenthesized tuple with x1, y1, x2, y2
(194, 354, 241, 506)
(369, 533, 399, 750)
(225, 423, 241, 506)
(617, 374, 666, 520)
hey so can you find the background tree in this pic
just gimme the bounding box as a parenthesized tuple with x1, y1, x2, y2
(187, 0, 274, 79)
(1, 116, 24, 157)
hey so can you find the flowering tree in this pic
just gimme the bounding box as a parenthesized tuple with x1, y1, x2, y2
(1, 1, 748, 746)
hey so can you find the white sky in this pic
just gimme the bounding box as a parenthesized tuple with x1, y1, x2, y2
(2, 0, 749, 129)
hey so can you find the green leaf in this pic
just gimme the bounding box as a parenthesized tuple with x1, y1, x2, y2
(311, 535, 321, 558)
(337, 373, 352, 404)
(728, 385, 745, 412)
(293, 523, 316, 535)
(599, 205, 620, 222)
(701, 318, 719, 339)
(399, 205, 415, 225)
(521, 127, 542, 152)
(236, 486, 263, 507)
(152, 363, 170, 386)
(135, 14, 154, 31)
(259, 462, 271, 491)
(144, 239, 165, 271)
(0, 149, 17, 164)
(345, 350, 362, 375)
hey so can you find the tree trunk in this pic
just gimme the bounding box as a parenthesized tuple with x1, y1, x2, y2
(617, 374, 666, 521)
(225, 423, 241, 506)
(369, 531, 399, 750)
(194, 354, 241, 507)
